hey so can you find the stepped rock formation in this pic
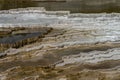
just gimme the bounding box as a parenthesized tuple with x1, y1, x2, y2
(0, 7, 120, 80)
(0, 27, 52, 50)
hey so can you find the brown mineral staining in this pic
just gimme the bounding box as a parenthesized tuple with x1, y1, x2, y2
(1, 65, 120, 80)
(0, 27, 25, 38)
(0, 8, 120, 80)
(1, 27, 120, 80)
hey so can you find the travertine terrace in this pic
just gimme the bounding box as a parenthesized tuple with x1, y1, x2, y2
(0, 7, 120, 80)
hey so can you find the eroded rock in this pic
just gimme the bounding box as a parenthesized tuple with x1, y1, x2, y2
(0, 8, 120, 80)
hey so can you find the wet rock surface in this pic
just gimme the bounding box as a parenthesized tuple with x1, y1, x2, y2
(0, 27, 52, 52)
(0, 8, 120, 80)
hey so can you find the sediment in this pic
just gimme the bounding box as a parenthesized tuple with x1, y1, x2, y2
(0, 7, 120, 80)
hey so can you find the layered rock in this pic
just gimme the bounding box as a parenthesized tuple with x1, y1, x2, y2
(0, 8, 120, 80)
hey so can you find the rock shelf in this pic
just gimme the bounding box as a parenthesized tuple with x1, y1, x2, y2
(0, 7, 120, 80)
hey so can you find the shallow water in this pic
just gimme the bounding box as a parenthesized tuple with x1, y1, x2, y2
(0, 32, 41, 44)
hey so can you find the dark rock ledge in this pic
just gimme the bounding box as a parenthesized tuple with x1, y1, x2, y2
(0, 27, 52, 51)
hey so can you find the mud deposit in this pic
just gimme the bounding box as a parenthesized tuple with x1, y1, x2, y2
(0, 8, 120, 80)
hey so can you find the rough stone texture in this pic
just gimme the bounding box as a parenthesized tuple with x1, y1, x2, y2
(0, 8, 120, 80)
